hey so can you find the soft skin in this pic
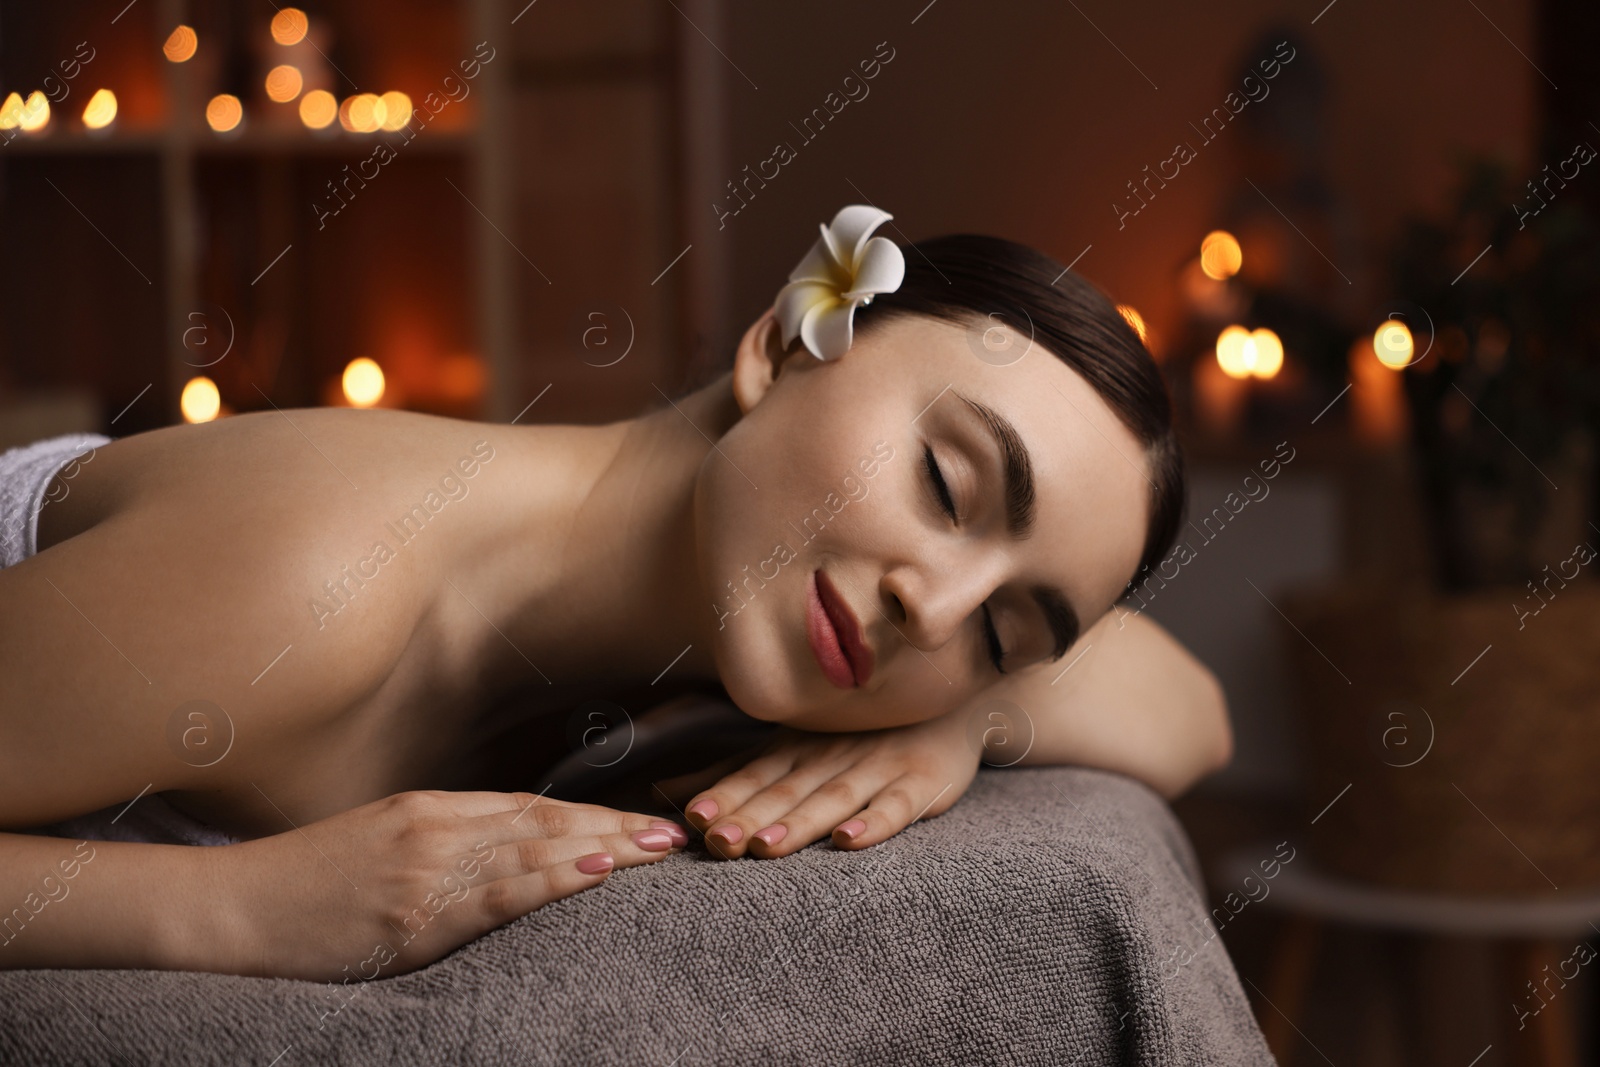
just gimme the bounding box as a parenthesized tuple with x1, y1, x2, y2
(699, 306, 1152, 731)
(0, 305, 1227, 976)
(682, 606, 1231, 861)
(670, 306, 1227, 858)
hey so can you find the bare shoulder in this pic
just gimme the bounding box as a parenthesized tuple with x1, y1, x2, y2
(0, 409, 498, 827)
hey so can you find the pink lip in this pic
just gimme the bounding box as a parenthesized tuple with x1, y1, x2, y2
(807, 569, 874, 689)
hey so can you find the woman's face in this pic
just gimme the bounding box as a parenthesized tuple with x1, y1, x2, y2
(694, 308, 1151, 732)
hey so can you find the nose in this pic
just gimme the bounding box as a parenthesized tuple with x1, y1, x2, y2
(880, 551, 1005, 654)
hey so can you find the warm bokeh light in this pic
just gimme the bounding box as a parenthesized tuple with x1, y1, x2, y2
(1117, 304, 1149, 344)
(1216, 326, 1253, 379)
(82, 88, 117, 130)
(1250, 328, 1284, 379)
(1200, 230, 1243, 281)
(341, 93, 384, 132)
(271, 8, 309, 46)
(1349, 337, 1407, 444)
(265, 64, 303, 103)
(181, 377, 221, 423)
(206, 94, 243, 133)
(17, 91, 51, 132)
(378, 91, 412, 131)
(0, 92, 23, 129)
(1216, 326, 1283, 379)
(1373, 320, 1414, 369)
(342, 358, 385, 407)
(163, 25, 198, 63)
(298, 89, 337, 129)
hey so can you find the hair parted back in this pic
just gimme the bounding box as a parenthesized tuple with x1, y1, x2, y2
(851, 233, 1185, 601)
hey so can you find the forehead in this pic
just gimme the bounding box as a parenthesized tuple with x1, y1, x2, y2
(857, 312, 1152, 618)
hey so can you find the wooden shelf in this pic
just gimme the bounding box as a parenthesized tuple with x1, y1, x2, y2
(1, 126, 474, 156)
(0, 0, 725, 429)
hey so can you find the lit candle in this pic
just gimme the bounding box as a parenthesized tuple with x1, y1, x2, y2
(1349, 326, 1408, 445)
(82, 88, 117, 130)
(1194, 347, 1248, 434)
(342, 358, 385, 407)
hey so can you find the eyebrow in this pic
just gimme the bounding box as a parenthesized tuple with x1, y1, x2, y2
(954, 391, 1081, 661)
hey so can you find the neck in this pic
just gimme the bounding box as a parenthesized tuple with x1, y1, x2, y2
(467, 374, 738, 695)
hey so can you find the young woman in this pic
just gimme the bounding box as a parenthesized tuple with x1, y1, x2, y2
(0, 209, 1229, 982)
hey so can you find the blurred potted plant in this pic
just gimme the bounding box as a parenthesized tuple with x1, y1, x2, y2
(1394, 155, 1600, 589)
(1283, 153, 1600, 895)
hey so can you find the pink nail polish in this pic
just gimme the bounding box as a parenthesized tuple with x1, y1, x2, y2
(835, 819, 867, 841)
(709, 824, 743, 846)
(577, 853, 614, 875)
(631, 829, 674, 851)
(650, 821, 689, 846)
(754, 824, 787, 847)
(688, 799, 718, 822)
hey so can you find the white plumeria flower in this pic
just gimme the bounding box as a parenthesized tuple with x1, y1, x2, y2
(775, 204, 906, 361)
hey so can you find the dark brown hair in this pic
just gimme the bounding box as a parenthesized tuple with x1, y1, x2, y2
(852, 233, 1186, 602)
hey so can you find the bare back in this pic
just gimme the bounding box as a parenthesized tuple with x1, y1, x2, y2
(0, 408, 526, 839)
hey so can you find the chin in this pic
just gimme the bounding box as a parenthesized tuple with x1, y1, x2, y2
(719, 672, 800, 726)
(711, 608, 804, 725)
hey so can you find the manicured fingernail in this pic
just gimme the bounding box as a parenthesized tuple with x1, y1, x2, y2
(688, 799, 718, 822)
(650, 821, 689, 846)
(577, 852, 614, 874)
(754, 824, 787, 846)
(631, 829, 674, 852)
(835, 819, 867, 841)
(709, 824, 743, 846)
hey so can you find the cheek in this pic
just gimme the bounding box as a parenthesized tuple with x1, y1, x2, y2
(693, 451, 806, 722)
(697, 400, 887, 615)
(695, 378, 928, 723)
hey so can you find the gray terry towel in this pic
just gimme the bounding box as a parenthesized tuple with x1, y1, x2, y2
(0, 766, 1274, 1066)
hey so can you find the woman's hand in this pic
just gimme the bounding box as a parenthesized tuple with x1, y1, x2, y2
(682, 706, 981, 859)
(222, 789, 688, 981)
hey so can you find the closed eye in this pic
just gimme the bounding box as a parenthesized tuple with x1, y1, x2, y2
(981, 603, 1007, 674)
(925, 444, 1007, 673)
(922, 444, 956, 520)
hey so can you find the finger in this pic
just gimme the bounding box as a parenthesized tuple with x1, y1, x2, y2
(458, 795, 687, 850)
(471, 825, 686, 884)
(831, 774, 956, 851)
(403, 789, 575, 819)
(465, 851, 624, 939)
(411, 788, 654, 821)
(682, 746, 804, 833)
(739, 764, 885, 859)
(707, 751, 873, 860)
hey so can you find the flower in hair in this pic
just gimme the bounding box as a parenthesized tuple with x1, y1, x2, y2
(775, 204, 906, 361)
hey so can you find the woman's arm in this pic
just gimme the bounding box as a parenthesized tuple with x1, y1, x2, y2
(1, 792, 691, 978)
(0, 833, 234, 972)
(986, 607, 1233, 799)
(683, 609, 1231, 858)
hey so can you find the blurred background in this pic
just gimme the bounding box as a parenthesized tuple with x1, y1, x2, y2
(2, 1, 1597, 1062)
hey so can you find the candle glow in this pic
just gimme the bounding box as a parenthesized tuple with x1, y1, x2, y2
(206, 94, 243, 133)
(181, 377, 221, 423)
(299, 89, 337, 129)
(342, 358, 385, 407)
(271, 8, 309, 46)
(1200, 230, 1243, 281)
(82, 88, 117, 129)
(265, 65, 303, 103)
(163, 25, 198, 63)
